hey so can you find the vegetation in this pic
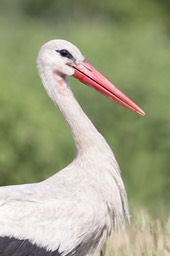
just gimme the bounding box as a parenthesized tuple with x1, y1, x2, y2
(96, 210, 170, 256)
(0, 1, 169, 254)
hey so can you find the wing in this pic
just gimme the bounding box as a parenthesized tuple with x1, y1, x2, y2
(0, 236, 61, 256)
(0, 172, 110, 256)
(0, 193, 107, 256)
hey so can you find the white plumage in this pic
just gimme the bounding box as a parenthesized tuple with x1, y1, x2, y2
(0, 40, 144, 256)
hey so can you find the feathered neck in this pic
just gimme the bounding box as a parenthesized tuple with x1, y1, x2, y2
(37, 66, 109, 155)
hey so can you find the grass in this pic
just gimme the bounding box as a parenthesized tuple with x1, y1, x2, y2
(95, 209, 170, 256)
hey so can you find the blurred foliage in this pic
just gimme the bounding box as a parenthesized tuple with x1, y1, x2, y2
(0, 1, 170, 217)
(1, 0, 170, 29)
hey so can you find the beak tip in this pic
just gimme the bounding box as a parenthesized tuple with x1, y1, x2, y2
(138, 109, 145, 116)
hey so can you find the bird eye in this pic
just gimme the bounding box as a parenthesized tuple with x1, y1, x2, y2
(56, 49, 74, 60)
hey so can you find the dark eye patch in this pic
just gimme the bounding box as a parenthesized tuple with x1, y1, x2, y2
(56, 49, 74, 60)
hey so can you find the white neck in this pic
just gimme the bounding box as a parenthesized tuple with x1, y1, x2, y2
(38, 67, 109, 155)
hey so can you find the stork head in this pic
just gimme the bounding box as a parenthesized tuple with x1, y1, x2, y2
(37, 39, 145, 116)
(37, 40, 84, 77)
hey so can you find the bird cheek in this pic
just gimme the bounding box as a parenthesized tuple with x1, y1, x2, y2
(64, 65, 75, 76)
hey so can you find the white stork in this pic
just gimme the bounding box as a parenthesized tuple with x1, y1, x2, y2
(0, 40, 144, 256)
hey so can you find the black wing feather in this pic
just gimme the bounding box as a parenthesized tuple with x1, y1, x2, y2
(0, 237, 61, 256)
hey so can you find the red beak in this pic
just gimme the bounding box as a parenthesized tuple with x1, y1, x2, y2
(73, 60, 145, 116)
